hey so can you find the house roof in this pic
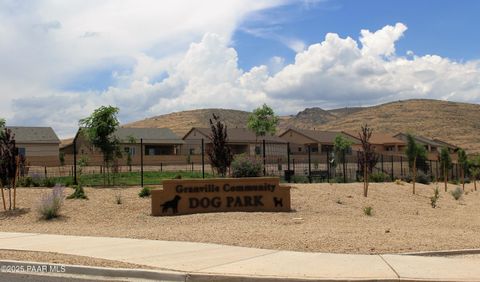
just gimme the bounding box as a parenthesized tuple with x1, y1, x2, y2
(343, 131, 406, 145)
(394, 133, 443, 147)
(279, 128, 360, 144)
(432, 139, 459, 150)
(6, 126, 60, 144)
(114, 128, 184, 144)
(185, 127, 287, 143)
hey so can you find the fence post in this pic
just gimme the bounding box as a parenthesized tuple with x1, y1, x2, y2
(436, 161, 439, 182)
(287, 142, 291, 183)
(391, 155, 394, 180)
(263, 139, 266, 176)
(308, 145, 312, 183)
(140, 138, 144, 187)
(429, 160, 433, 180)
(342, 150, 346, 183)
(327, 149, 330, 182)
(73, 137, 77, 185)
(381, 154, 384, 173)
(400, 156, 403, 177)
(44, 166, 47, 179)
(201, 138, 205, 179)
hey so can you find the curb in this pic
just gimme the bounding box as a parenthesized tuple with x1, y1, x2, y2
(399, 248, 480, 257)
(0, 259, 186, 281)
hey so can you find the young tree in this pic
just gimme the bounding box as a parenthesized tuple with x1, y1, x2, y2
(207, 114, 233, 177)
(247, 104, 279, 140)
(439, 147, 452, 192)
(469, 156, 480, 191)
(457, 149, 468, 191)
(334, 134, 353, 182)
(79, 106, 121, 186)
(0, 126, 18, 210)
(405, 134, 427, 195)
(358, 124, 376, 197)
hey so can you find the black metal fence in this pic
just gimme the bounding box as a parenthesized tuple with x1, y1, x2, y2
(21, 139, 462, 186)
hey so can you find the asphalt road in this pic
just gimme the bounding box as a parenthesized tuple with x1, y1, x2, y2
(0, 272, 127, 282)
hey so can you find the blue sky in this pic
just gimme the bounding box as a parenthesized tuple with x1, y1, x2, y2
(1, 0, 479, 137)
(235, 0, 480, 70)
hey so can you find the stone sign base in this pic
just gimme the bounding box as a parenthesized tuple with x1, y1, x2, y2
(151, 177, 291, 216)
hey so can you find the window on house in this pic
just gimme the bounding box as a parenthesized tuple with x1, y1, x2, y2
(385, 146, 395, 151)
(298, 147, 302, 152)
(145, 145, 173, 155)
(124, 147, 136, 156)
(189, 148, 195, 155)
(255, 146, 261, 155)
(321, 145, 333, 153)
(17, 147, 26, 156)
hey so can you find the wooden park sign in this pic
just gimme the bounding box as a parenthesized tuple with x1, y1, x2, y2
(151, 177, 291, 216)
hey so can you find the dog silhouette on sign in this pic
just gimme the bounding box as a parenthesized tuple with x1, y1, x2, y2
(161, 195, 181, 214)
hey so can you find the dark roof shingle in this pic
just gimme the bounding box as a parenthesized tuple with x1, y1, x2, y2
(6, 127, 60, 144)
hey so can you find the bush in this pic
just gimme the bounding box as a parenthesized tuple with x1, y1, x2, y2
(451, 187, 463, 200)
(42, 177, 56, 188)
(115, 191, 122, 205)
(138, 186, 151, 198)
(67, 185, 88, 200)
(430, 186, 440, 208)
(18, 176, 33, 187)
(231, 154, 263, 178)
(403, 171, 431, 185)
(369, 172, 391, 183)
(38, 186, 64, 220)
(363, 206, 373, 216)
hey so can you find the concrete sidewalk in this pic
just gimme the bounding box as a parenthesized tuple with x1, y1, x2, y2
(0, 232, 479, 281)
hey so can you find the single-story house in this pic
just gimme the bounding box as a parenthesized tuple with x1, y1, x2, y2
(61, 127, 185, 165)
(278, 128, 360, 154)
(7, 126, 61, 166)
(343, 132, 407, 154)
(183, 127, 287, 156)
(393, 133, 460, 160)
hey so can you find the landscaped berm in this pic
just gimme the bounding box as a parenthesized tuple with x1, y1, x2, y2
(1, 181, 479, 254)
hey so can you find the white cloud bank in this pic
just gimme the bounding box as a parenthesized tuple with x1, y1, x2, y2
(1, 1, 480, 138)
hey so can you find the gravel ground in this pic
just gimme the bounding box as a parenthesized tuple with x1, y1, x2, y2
(1, 182, 479, 254)
(0, 249, 156, 269)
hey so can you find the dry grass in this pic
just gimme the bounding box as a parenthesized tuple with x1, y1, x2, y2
(1, 183, 480, 254)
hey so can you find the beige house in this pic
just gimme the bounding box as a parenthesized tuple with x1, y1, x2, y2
(7, 126, 61, 166)
(278, 128, 360, 154)
(183, 127, 287, 156)
(343, 132, 407, 154)
(61, 128, 184, 165)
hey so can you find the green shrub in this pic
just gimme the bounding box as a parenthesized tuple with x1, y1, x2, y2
(369, 172, 391, 183)
(18, 176, 33, 187)
(450, 187, 463, 200)
(403, 171, 431, 185)
(430, 186, 440, 208)
(363, 206, 373, 216)
(42, 177, 56, 188)
(38, 186, 64, 220)
(138, 186, 151, 198)
(231, 154, 263, 178)
(115, 191, 122, 205)
(67, 185, 88, 200)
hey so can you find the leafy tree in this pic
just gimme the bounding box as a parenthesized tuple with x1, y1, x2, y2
(0, 125, 18, 210)
(358, 124, 376, 197)
(439, 147, 452, 192)
(333, 134, 353, 183)
(247, 104, 279, 140)
(469, 156, 480, 191)
(457, 149, 468, 191)
(79, 106, 121, 186)
(207, 114, 233, 177)
(405, 134, 427, 194)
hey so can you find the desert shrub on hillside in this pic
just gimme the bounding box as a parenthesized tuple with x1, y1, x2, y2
(403, 171, 430, 185)
(67, 184, 88, 200)
(430, 186, 440, 208)
(363, 206, 373, 216)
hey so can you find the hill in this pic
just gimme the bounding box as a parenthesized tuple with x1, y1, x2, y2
(124, 99, 480, 153)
